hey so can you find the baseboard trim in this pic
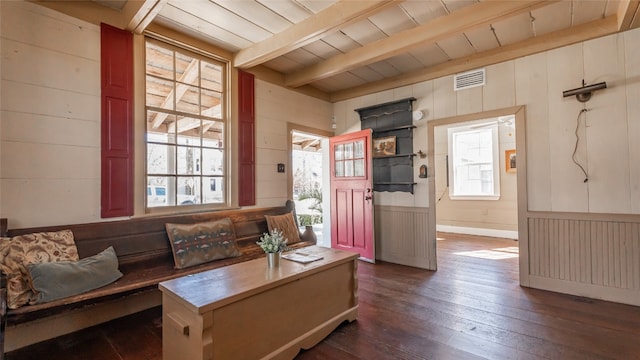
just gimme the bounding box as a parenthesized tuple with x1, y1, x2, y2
(436, 225, 518, 239)
(528, 275, 640, 307)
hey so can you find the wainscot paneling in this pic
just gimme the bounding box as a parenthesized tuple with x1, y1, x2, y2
(527, 212, 640, 306)
(374, 205, 435, 270)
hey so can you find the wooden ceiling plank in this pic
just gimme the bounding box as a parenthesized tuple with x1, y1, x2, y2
(233, 0, 401, 69)
(617, 0, 640, 30)
(285, 0, 550, 87)
(124, 0, 167, 34)
(330, 15, 618, 102)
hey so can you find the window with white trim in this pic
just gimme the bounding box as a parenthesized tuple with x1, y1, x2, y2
(448, 123, 500, 200)
(145, 38, 227, 209)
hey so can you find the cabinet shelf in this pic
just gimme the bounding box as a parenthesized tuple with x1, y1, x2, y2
(373, 153, 416, 159)
(373, 125, 416, 134)
(373, 182, 417, 185)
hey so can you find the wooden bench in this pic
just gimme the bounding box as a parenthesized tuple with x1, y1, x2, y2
(0, 201, 315, 356)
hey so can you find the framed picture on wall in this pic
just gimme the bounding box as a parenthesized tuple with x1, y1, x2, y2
(373, 136, 396, 157)
(505, 149, 516, 172)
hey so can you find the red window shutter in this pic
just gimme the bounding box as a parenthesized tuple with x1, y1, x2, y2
(238, 70, 255, 206)
(100, 23, 133, 218)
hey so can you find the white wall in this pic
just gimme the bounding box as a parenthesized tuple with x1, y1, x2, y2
(254, 80, 333, 208)
(0, 1, 333, 228)
(0, 1, 101, 228)
(334, 28, 640, 216)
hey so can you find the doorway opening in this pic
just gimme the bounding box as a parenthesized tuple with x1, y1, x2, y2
(290, 129, 330, 247)
(428, 106, 526, 279)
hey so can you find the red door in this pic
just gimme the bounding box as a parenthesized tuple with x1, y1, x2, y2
(330, 129, 375, 262)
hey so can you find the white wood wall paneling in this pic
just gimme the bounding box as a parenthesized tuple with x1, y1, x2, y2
(515, 51, 550, 211)
(547, 43, 589, 212)
(456, 85, 483, 115)
(625, 29, 640, 213)
(584, 34, 631, 214)
(483, 61, 516, 110)
(2, 1, 100, 59)
(433, 76, 457, 119)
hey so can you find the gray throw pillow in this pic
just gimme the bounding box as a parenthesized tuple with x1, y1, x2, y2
(27, 246, 123, 304)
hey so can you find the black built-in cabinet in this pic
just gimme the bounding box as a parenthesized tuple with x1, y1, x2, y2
(356, 97, 417, 194)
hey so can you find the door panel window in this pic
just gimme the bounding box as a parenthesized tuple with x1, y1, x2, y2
(334, 140, 365, 178)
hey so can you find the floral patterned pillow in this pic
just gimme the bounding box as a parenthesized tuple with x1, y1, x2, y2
(0, 230, 78, 309)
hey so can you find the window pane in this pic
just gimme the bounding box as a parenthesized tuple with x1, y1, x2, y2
(147, 176, 175, 207)
(177, 146, 201, 175)
(203, 121, 223, 148)
(147, 143, 175, 174)
(344, 160, 354, 177)
(146, 76, 174, 110)
(450, 125, 498, 198)
(354, 140, 364, 159)
(203, 177, 223, 204)
(146, 43, 173, 80)
(175, 54, 198, 86)
(354, 159, 364, 177)
(344, 143, 353, 160)
(147, 111, 176, 144)
(203, 148, 223, 175)
(335, 160, 344, 177)
(176, 85, 200, 115)
(177, 176, 200, 205)
(176, 117, 202, 146)
(201, 89, 222, 118)
(335, 144, 344, 160)
(201, 61, 222, 91)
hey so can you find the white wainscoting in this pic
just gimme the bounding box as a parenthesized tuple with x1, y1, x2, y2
(374, 205, 436, 270)
(526, 212, 640, 306)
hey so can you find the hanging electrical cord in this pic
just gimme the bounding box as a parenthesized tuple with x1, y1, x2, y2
(572, 107, 589, 183)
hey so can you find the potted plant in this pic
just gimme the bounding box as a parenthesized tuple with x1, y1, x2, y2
(256, 229, 288, 267)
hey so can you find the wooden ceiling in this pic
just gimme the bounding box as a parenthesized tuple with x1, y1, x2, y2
(37, 0, 640, 102)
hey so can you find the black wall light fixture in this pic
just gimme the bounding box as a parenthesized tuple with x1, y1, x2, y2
(562, 80, 607, 102)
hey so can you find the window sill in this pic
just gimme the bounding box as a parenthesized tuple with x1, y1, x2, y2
(449, 195, 500, 201)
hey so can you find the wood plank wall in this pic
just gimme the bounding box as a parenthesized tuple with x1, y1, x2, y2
(527, 212, 640, 305)
(375, 205, 435, 270)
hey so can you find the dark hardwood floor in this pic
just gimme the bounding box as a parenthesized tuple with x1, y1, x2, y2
(8, 233, 640, 359)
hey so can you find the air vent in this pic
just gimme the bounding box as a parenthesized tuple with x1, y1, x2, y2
(454, 68, 485, 91)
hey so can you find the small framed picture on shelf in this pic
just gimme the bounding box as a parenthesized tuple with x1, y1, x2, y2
(505, 149, 516, 172)
(373, 136, 396, 157)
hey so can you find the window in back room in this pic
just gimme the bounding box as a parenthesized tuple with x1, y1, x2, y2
(447, 122, 500, 200)
(144, 38, 228, 210)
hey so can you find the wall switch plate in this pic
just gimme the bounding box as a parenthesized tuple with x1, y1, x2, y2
(277, 163, 285, 173)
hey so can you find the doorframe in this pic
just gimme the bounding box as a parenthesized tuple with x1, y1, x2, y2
(287, 123, 334, 245)
(427, 105, 530, 286)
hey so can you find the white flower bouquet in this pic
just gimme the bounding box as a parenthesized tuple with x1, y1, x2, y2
(256, 229, 288, 253)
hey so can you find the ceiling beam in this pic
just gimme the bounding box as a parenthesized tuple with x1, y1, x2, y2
(125, 0, 168, 34)
(234, 0, 400, 69)
(285, 0, 550, 88)
(330, 15, 618, 102)
(618, 0, 640, 30)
